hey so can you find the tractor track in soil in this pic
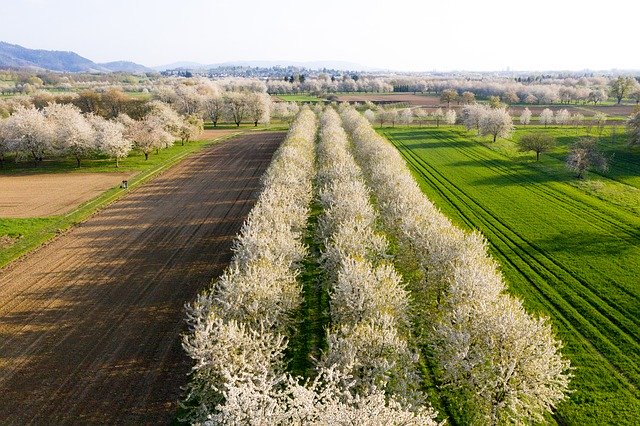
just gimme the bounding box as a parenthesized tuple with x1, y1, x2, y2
(0, 132, 285, 425)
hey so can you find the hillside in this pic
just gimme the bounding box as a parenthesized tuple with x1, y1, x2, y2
(99, 61, 153, 74)
(0, 42, 148, 73)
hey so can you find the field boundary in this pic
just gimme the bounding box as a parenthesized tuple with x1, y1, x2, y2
(0, 132, 243, 270)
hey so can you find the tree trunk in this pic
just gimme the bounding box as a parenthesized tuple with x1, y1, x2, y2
(76, 156, 81, 167)
(144, 152, 149, 161)
(116, 157, 119, 168)
(254, 120, 258, 127)
(536, 151, 540, 161)
(493, 134, 497, 142)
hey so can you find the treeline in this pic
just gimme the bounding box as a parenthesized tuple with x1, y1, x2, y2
(0, 78, 302, 167)
(0, 101, 202, 167)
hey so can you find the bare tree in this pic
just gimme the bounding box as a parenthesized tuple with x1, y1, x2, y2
(225, 92, 249, 127)
(609, 76, 635, 104)
(566, 137, 608, 178)
(203, 96, 225, 127)
(440, 89, 458, 108)
(517, 132, 556, 161)
(461, 91, 476, 104)
(627, 112, 640, 147)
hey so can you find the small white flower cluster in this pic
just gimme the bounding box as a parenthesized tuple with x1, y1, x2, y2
(341, 106, 571, 425)
(315, 108, 430, 412)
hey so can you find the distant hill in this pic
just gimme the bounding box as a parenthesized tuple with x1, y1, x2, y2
(99, 61, 153, 74)
(151, 61, 207, 71)
(0, 41, 149, 73)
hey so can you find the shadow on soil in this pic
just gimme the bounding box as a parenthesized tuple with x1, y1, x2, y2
(0, 133, 285, 424)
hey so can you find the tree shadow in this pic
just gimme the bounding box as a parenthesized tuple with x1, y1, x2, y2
(534, 230, 639, 257)
(0, 132, 285, 424)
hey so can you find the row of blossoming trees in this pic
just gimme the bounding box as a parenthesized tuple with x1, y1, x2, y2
(0, 77, 302, 167)
(182, 105, 571, 425)
(0, 100, 204, 167)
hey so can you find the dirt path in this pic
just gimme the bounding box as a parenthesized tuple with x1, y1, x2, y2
(0, 132, 285, 424)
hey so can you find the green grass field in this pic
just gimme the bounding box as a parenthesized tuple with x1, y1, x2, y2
(380, 125, 640, 425)
(274, 93, 326, 102)
(0, 132, 243, 268)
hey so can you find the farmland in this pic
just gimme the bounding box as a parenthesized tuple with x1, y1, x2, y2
(178, 107, 573, 425)
(0, 128, 241, 269)
(0, 132, 284, 423)
(1, 64, 639, 425)
(382, 124, 640, 424)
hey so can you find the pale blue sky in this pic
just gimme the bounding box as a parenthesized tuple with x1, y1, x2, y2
(1, 0, 638, 71)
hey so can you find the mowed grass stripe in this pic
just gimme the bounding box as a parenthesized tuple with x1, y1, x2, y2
(392, 129, 640, 314)
(391, 131, 639, 334)
(383, 127, 640, 424)
(443, 133, 640, 317)
(390, 132, 639, 384)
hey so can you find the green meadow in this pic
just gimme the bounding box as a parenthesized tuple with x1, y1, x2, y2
(381, 125, 640, 425)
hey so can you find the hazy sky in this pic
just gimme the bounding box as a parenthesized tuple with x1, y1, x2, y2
(1, 0, 638, 71)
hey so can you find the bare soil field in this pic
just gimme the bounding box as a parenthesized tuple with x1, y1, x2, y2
(200, 128, 241, 140)
(0, 172, 135, 218)
(578, 104, 636, 116)
(0, 132, 284, 424)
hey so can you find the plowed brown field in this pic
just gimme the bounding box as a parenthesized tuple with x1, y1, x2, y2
(0, 132, 285, 424)
(0, 172, 135, 218)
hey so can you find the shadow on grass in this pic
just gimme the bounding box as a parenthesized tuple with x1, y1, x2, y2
(447, 157, 574, 186)
(534, 230, 639, 256)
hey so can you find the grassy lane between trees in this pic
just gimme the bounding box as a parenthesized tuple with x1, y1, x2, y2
(286, 200, 331, 379)
(381, 125, 640, 425)
(0, 131, 244, 269)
